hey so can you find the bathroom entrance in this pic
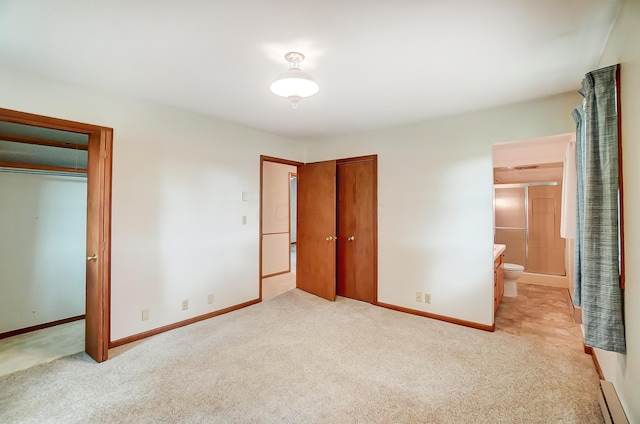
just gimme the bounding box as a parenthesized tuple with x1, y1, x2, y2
(492, 133, 575, 285)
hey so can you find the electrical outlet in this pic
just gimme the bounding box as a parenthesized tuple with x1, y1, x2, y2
(416, 292, 422, 302)
(142, 309, 150, 321)
(182, 300, 189, 311)
(207, 294, 214, 304)
(424, 293, 431, 304)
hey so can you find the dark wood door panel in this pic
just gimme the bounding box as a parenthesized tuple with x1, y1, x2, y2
(337, 157, 376, 304)
(297, 161, 337, 301)
(337, 163, 356, 298)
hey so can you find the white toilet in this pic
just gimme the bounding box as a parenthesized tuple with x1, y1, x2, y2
(503, 263, 524, 297)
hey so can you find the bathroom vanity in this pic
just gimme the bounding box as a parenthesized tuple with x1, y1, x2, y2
(493, 244, 506, 313)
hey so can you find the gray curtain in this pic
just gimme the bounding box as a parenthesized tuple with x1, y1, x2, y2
(572, 105, 585, 307)
(576, 65, 625, 354)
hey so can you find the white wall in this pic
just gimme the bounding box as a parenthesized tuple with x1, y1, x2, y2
(0, 66, 304, 341)
(0, 172, 86, 333)
(493, 133, 573, 168)
(306, 91, 580, 326)
(594, 0, 640, 421)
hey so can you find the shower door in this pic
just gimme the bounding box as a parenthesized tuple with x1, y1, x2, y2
(494, 183, 565, 276)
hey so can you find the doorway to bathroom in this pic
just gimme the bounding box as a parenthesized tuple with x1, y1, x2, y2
(260, 156, 301, 301)
(492, 133, 575, 289)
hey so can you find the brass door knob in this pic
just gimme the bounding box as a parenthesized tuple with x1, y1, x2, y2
(87, 254, 98, 262)
(348, 236, 355, 242)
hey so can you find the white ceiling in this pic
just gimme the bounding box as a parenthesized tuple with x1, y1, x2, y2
(0, 0, 623, 141)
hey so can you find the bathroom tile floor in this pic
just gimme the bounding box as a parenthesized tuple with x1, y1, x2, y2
(262, 271, 296, 301)
(262, 244, 297, 301)
(495, 282, 585, 353)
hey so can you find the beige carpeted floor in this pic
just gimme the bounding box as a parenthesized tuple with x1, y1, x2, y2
(0, 289, 603, 423)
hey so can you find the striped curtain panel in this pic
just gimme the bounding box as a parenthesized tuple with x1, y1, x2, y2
(572, 105, 585, 307)
(575, 65, 626, 354)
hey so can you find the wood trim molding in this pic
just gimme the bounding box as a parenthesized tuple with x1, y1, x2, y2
(585, 344, 605, 379)
(336, 154, 378, 164)
(0, 315, 85, 340)
(260, 155, 303, 167)
(571, 303, 583, 324)
(566, 288, 583, 324)
(377, 302, 495, 332)
(109, 299, 260, 348)
(100, 128, 114, 361)
(0, 133, 88, 150)
(262, 270, 290, 279)
(0, 108, 111, 133)
(0, 161, 87, 174)
(262, 231, 289, 236)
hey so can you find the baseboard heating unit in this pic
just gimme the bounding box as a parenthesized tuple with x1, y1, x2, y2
(597, 380, 629, 424)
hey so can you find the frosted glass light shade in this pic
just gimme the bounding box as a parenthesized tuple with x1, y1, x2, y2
(270, 69, 320, 99)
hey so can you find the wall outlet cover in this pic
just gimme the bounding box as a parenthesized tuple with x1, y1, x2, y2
(182, 300, 189, 311)
(416, 292, 422, 302)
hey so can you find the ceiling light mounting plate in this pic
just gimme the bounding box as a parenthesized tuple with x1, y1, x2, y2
(284, 52, 305, 65)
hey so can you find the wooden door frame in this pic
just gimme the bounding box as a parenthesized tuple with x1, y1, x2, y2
(0, 108, 113, 362)
(259, 156, 303, 301)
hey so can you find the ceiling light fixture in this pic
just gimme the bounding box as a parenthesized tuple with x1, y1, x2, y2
(270, 52, 319, 108)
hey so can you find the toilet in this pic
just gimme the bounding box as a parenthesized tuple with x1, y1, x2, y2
(503, 263, 524, 297)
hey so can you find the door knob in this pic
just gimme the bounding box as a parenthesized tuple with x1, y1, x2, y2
(332, 236, 337, 241)
(325, 236, 332, 241)
(348, 236, 355, 242)
(87, 254, 98, 262)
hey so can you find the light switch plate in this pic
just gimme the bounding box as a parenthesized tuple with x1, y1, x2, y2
(241, 191, 248, 201)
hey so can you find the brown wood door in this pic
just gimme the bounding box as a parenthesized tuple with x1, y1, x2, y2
(527, 185, 565, 275)
(337, 158, 376, 303)
(85, 129, 111, 362)
(297, 160, 337, 301)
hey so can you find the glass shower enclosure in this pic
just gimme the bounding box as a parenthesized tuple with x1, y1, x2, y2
(494, 182, 565, 276)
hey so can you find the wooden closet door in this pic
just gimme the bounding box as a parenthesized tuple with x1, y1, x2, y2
(337, 163, 356, 298)
(297, 161, 337, 301)
(337, 158, 376, 303)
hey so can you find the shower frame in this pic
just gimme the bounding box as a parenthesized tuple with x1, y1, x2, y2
(494, 181, 560, 272)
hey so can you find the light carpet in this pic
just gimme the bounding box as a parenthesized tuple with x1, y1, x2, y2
(0, 289, 602, 423)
